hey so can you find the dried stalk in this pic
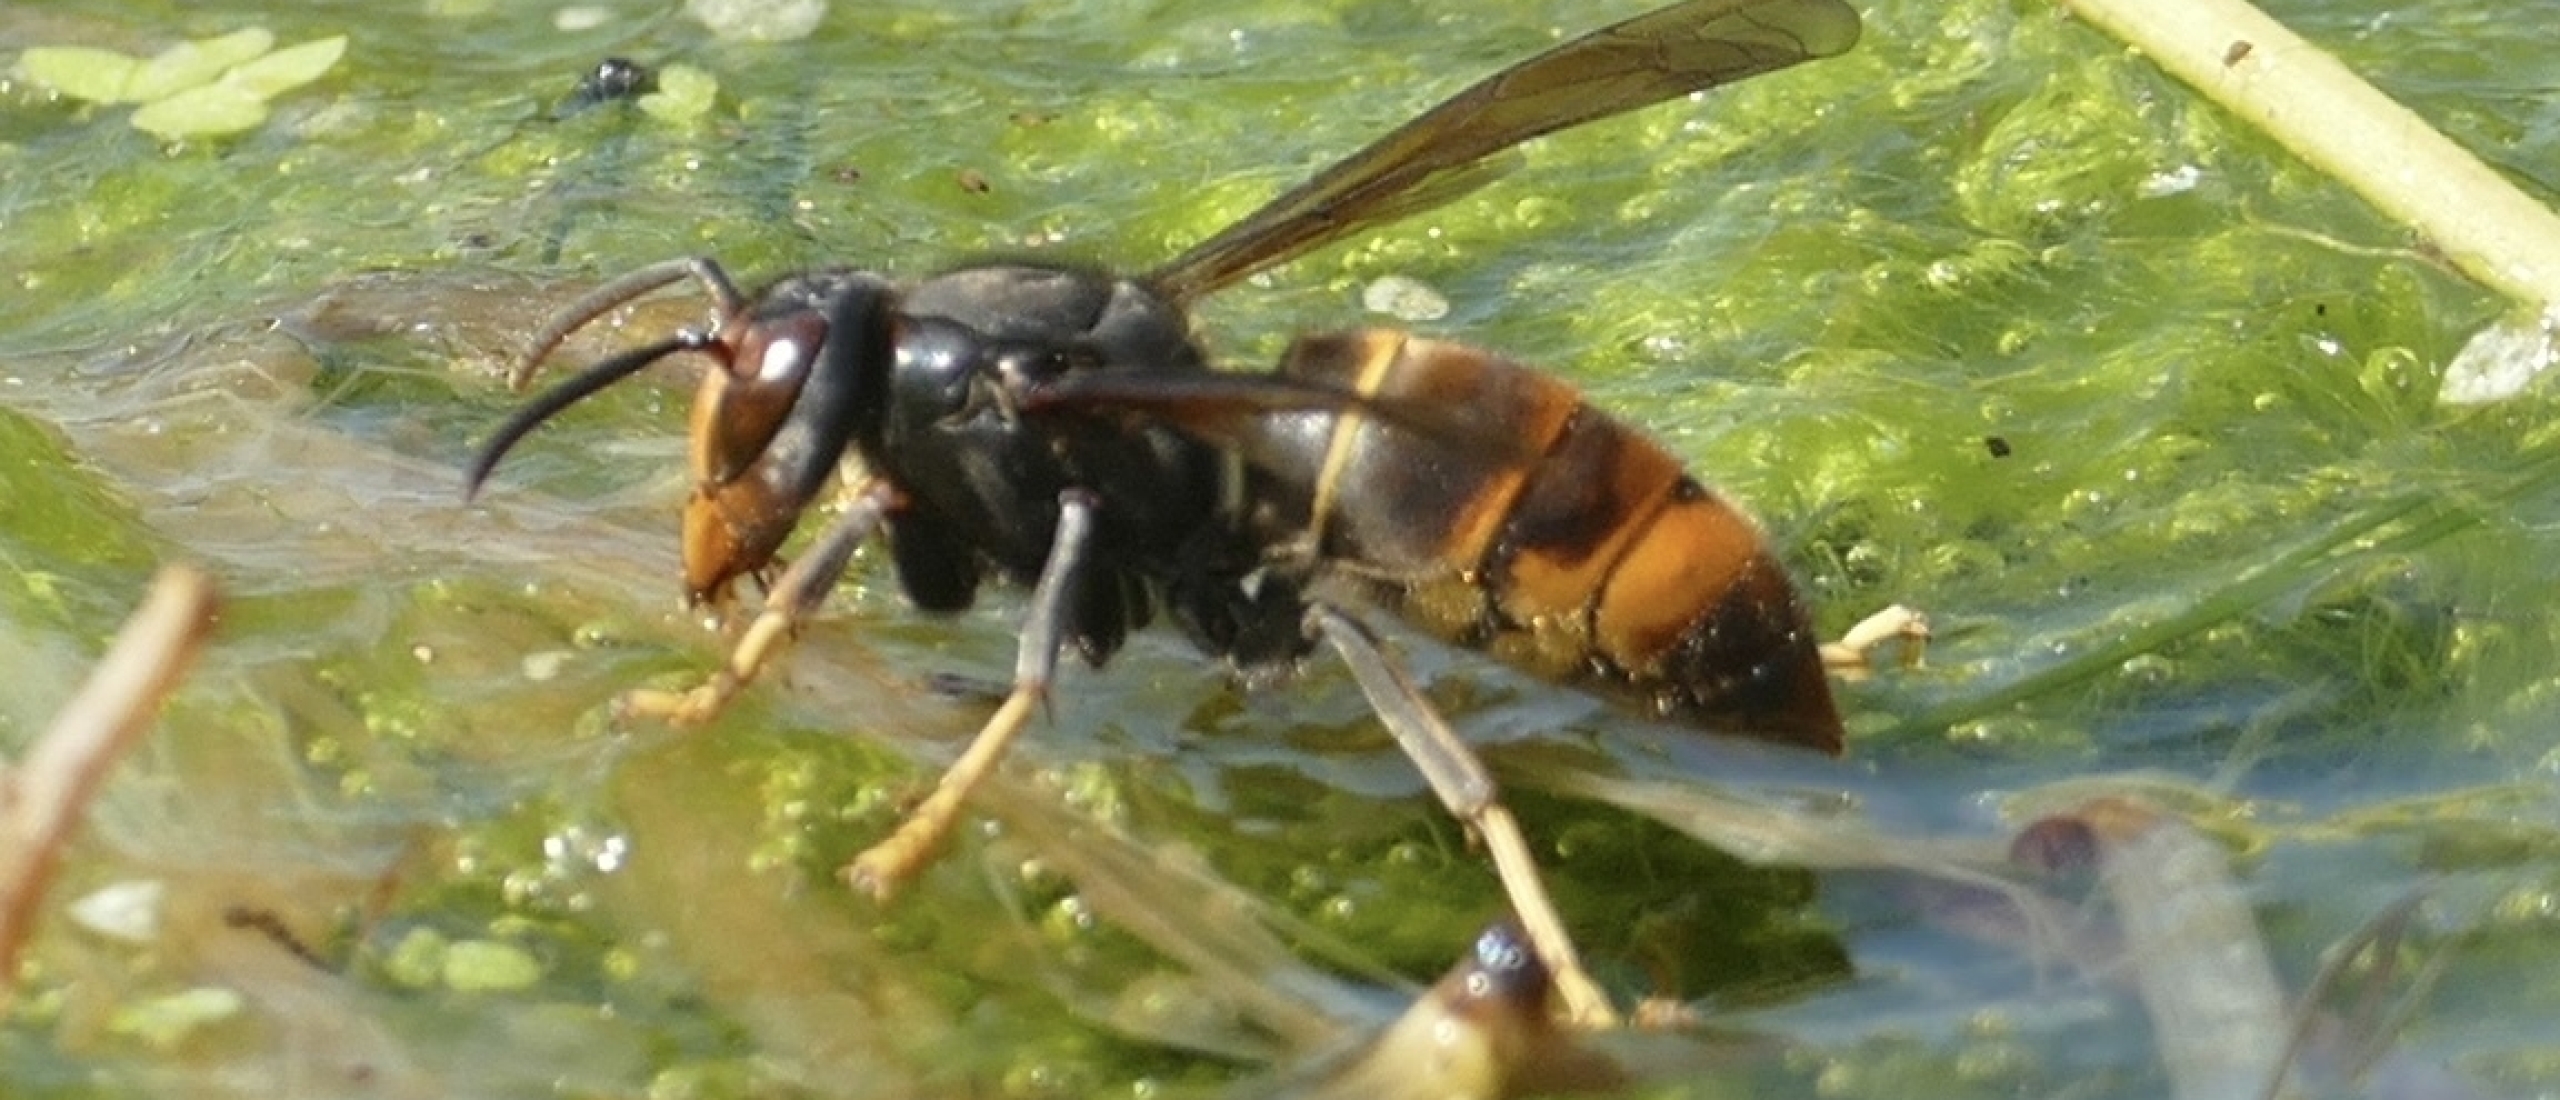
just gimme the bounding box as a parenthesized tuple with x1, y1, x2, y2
(2061, 0, 2560, 309)
(2058, 797, 2292, 1100)
(0, 565, 219, 1009)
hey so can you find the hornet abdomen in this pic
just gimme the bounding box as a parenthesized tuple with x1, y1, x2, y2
(1225, 330, 1841, 751)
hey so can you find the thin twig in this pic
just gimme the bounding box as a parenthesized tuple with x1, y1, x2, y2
(2060, 0, 2560, 308)
(0, 565, 220, 1009)
(2073, 797, 2291, 1100)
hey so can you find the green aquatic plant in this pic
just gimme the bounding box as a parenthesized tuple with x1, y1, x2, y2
(16, 28, 347, 139)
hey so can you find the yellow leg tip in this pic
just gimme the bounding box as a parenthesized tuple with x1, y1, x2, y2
(842, 844, 918, 902)
(615, 679, 734, 727)
(1821, 603, 1931, 676)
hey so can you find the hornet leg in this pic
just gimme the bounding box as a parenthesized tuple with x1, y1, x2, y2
(621, 477, 895, 725)
(1819, 603, 1930, 679)
(1305, 605, 1618, 1028)
(843, 489, 1096, 899)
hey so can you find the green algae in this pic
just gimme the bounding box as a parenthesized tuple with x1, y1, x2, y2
(1, 0, 2558, 1096)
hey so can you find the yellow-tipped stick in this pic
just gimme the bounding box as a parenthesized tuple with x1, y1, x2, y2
(2063, 0, 2560, 309)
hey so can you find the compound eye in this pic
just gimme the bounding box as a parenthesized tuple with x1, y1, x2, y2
(695, 310, 829, 486)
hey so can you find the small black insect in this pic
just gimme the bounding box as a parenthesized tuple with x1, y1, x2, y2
(561, 57, 655, 115)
